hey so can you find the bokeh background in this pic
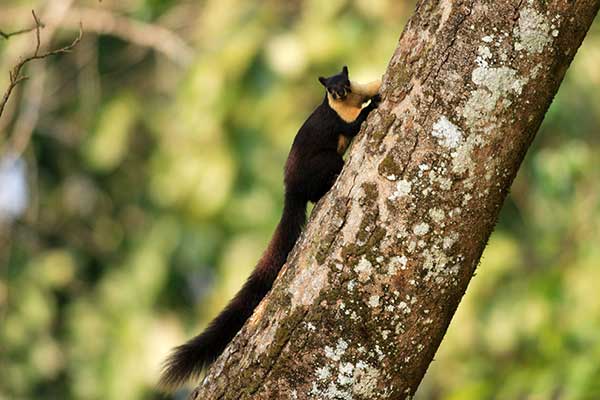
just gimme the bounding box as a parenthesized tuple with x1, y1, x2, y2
(0, 1, 598, 399)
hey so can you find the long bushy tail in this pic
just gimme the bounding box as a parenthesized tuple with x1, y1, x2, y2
(159, 193, 306, 389)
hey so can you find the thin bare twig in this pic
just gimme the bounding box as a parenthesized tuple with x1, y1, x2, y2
(0, 10, 83, 121)
(10, 61, 46, 157)
(0, 22, 45, 40)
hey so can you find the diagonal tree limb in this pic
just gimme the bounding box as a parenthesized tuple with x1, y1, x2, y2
(187, 1, 599, 399)
(0, 6, 195, 67)
(61, 7, 194, 67)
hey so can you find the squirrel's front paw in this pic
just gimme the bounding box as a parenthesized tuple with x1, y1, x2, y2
(370, 93, 382, 106)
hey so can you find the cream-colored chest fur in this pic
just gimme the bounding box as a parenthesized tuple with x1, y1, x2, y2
(326, 79, 381, 122)
(328, 78, 382, 155)
(327, 93, 364, 122)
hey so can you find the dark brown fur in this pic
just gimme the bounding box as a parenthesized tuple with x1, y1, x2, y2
(159, 66, 380, 390)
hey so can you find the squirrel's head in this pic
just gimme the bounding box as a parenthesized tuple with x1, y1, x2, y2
(319, 66, 351, 101)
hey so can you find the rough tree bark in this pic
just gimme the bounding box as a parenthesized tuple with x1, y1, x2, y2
(190, 1, 599, 399)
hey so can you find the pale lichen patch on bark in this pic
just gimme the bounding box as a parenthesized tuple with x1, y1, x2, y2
(311, 335, 386, 400)
(514, 6, 553, 54)
(454, 30, 532, 178)
(324, 338, 349, 362)
(352, 363, 381, 397)
(422, 246, 457, 285)
(288, 258, 329, 310)
(450, 130, 482, 175)
(367, 295, 380, 308)
(428, 208, 445, 224)
(431, 116, 463, 148)
(254, 318, 280, 356)
(412, 222, 430, 236)
(388, 179, 412, 200)
(386, 255, 408, 275)
(354, 256, 374, 283)
(463, 64, 525, 130)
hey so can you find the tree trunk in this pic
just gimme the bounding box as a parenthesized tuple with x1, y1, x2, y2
(190, 1, 599, 399)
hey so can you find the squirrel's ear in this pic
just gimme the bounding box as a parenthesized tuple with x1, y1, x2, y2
(342, 65, 348, 76)
(318, 76, 327, 86)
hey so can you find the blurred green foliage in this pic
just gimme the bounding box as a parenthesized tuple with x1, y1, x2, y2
(0, 1, 599, 399)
